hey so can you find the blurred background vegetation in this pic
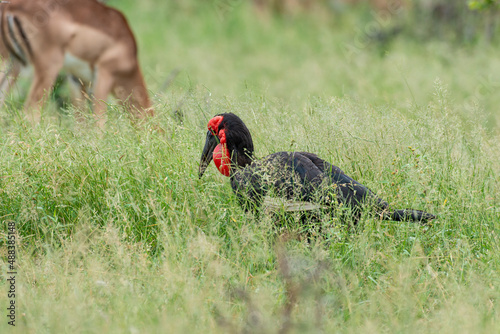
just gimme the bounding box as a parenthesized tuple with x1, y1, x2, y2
(251, 0, 500, 43)
(95, 0, 500, 131)
(7, 0, 499, 131)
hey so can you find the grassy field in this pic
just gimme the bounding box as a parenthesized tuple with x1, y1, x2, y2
(0, 0, 499, 332)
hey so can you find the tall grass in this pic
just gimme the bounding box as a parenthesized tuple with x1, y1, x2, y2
(0, 0, 499, 333)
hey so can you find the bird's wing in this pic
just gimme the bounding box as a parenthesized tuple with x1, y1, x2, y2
(295, 152, 346, 175)
(230, 152, 327, 209)
(231, 151, 388, 213)
(296, 152, 389, 210)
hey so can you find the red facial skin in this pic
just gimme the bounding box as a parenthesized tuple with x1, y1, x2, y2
(208, 117, 231, 177)
(208, 116, 223, 135)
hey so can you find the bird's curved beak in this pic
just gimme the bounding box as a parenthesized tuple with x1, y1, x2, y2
(199, 130, 218, 178)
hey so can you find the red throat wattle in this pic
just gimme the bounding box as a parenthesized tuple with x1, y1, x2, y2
(213, 143, 230, 176)
(208, 117, 231, 177)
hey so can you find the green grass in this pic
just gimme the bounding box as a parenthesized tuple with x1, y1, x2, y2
(0, 1, 499, 333)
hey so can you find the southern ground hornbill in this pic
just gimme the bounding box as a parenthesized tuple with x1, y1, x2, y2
(199, 113, 436, 224)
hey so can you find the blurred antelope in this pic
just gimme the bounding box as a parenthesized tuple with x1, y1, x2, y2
(0, 0, 152, 126)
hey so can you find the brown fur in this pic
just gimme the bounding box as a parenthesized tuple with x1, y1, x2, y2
(0, 35, 21, 105)
(0, 0, 152, 126)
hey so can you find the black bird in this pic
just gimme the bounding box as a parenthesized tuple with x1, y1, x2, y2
(199, 113, 436, 224)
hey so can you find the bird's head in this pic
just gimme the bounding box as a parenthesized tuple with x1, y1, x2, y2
(199, 113, 254, 178)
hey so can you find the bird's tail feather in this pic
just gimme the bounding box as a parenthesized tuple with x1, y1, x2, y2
(383, 209, 436, 223)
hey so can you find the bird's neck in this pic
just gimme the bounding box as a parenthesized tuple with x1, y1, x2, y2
(228, 146, 254, 170)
